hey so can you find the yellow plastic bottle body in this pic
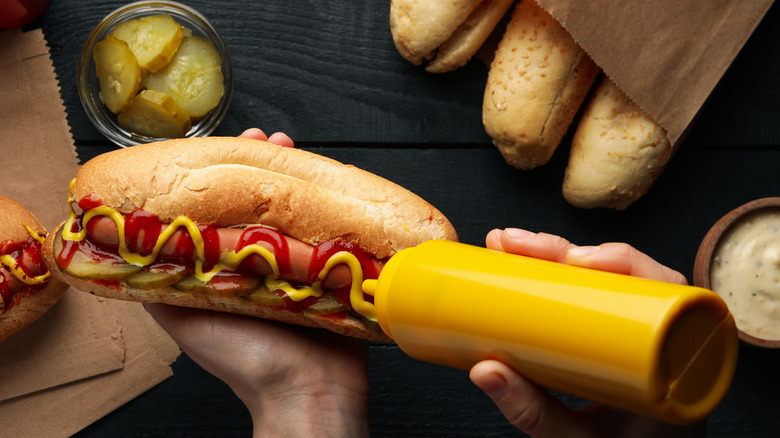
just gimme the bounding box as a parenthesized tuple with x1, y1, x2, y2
(367, 240, 738, 425)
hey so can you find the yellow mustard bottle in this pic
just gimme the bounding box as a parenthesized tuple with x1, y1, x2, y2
(362, 240, 738, 425)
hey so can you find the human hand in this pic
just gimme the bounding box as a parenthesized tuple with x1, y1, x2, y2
(143, 128, 370, 438)
(239, 127, 295, 148)
(469, 228, 705, 438)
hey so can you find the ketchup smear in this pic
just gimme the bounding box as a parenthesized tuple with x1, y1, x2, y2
(63, 208, 382, 314)
(0, 237, 48, 314)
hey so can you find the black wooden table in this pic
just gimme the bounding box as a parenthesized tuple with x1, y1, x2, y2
(29, 1, 780, 436)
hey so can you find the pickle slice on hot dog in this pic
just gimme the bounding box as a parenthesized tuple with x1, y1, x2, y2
(43, 137, 458, 342)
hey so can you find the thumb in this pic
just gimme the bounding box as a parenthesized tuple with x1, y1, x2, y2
(470, 360, 592, 438)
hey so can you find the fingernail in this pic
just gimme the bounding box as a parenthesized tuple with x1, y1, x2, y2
(569, 245, 599, 258)
(478, 372, 508, 400)
(504, 228, 535, 240)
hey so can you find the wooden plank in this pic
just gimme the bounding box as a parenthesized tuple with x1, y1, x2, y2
(26, 0, 780, 436)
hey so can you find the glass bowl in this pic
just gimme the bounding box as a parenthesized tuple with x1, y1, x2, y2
(78, 1, 233, 147)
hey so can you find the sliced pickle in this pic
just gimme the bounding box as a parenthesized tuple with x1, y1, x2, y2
(111, 13, 184, 73)
(144, 36, 224, 118)
(53, 227, 142, 280)
(64, 250, 143, 280)
(117, 89, 192, 138)
(172, 275, 201, 291)
(94, 34, 142, 114)
(124, 261, 191, 289)
(245, 288, 285, 307)
(174, 272, 260, 298)
(304, 295, 347, 315)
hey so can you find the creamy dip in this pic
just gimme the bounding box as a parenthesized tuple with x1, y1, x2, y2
(710, 208, 780, 340)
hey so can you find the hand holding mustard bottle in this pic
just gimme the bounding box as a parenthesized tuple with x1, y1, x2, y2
(142, 129, 714, 438)
(468, 228, 714, 438)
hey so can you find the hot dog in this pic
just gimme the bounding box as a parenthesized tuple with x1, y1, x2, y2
(0, 196, 68, 341)
(43, 137, 458, 342)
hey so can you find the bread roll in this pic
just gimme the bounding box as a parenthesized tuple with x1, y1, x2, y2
(390, 0, 513, 73)
(482, 0, 599, 170)
(563, 76, 673, 209)
(390, 0, 481, 66)
(424, 0, 515, 73)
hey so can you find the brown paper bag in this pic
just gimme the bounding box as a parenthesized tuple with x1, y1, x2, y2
(535, 0, 774, 145)
(0, 28, 180, 438)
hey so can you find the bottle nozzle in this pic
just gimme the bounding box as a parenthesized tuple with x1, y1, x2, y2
(362, 279, 378, 296)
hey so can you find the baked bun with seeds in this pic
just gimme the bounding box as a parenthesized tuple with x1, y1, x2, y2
(482, 0, 599, 170)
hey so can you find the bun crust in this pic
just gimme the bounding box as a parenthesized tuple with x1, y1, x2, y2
(482, 0, 599, 170)
(563, 77, 673, 209)
(0, 196, 67, 342)
(71, 137, 457, 259)
(0, 279, 68, 342)
(0, 196, 45, 243)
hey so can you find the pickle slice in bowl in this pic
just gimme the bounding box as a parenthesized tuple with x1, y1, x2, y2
(94, 34, 142, 114)
(117, 89, 192, 138)
(144, 36, 225, 119)
(111, 13, 184, 73)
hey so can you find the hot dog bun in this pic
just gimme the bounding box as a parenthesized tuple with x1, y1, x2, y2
(44, 137, 458, 342)
(482, 0, 599, 170)
(562, 77, 674, 209)
(0, 196, 67, 341)
(390, 0, 514, 73)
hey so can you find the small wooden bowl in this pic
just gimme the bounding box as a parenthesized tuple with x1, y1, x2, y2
(694, 197, 780, 348)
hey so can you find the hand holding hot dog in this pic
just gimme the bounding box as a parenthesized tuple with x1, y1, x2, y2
(43, 131, 458, 342)
(144, 130, 370, 437)
(470, 228, 704, 438)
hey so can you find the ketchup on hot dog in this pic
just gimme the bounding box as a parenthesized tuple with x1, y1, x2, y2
(0, 227, 51, 315)
(59, 185, 383, 321)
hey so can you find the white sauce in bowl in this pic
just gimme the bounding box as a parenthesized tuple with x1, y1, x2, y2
(710, 208, 780, 340)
